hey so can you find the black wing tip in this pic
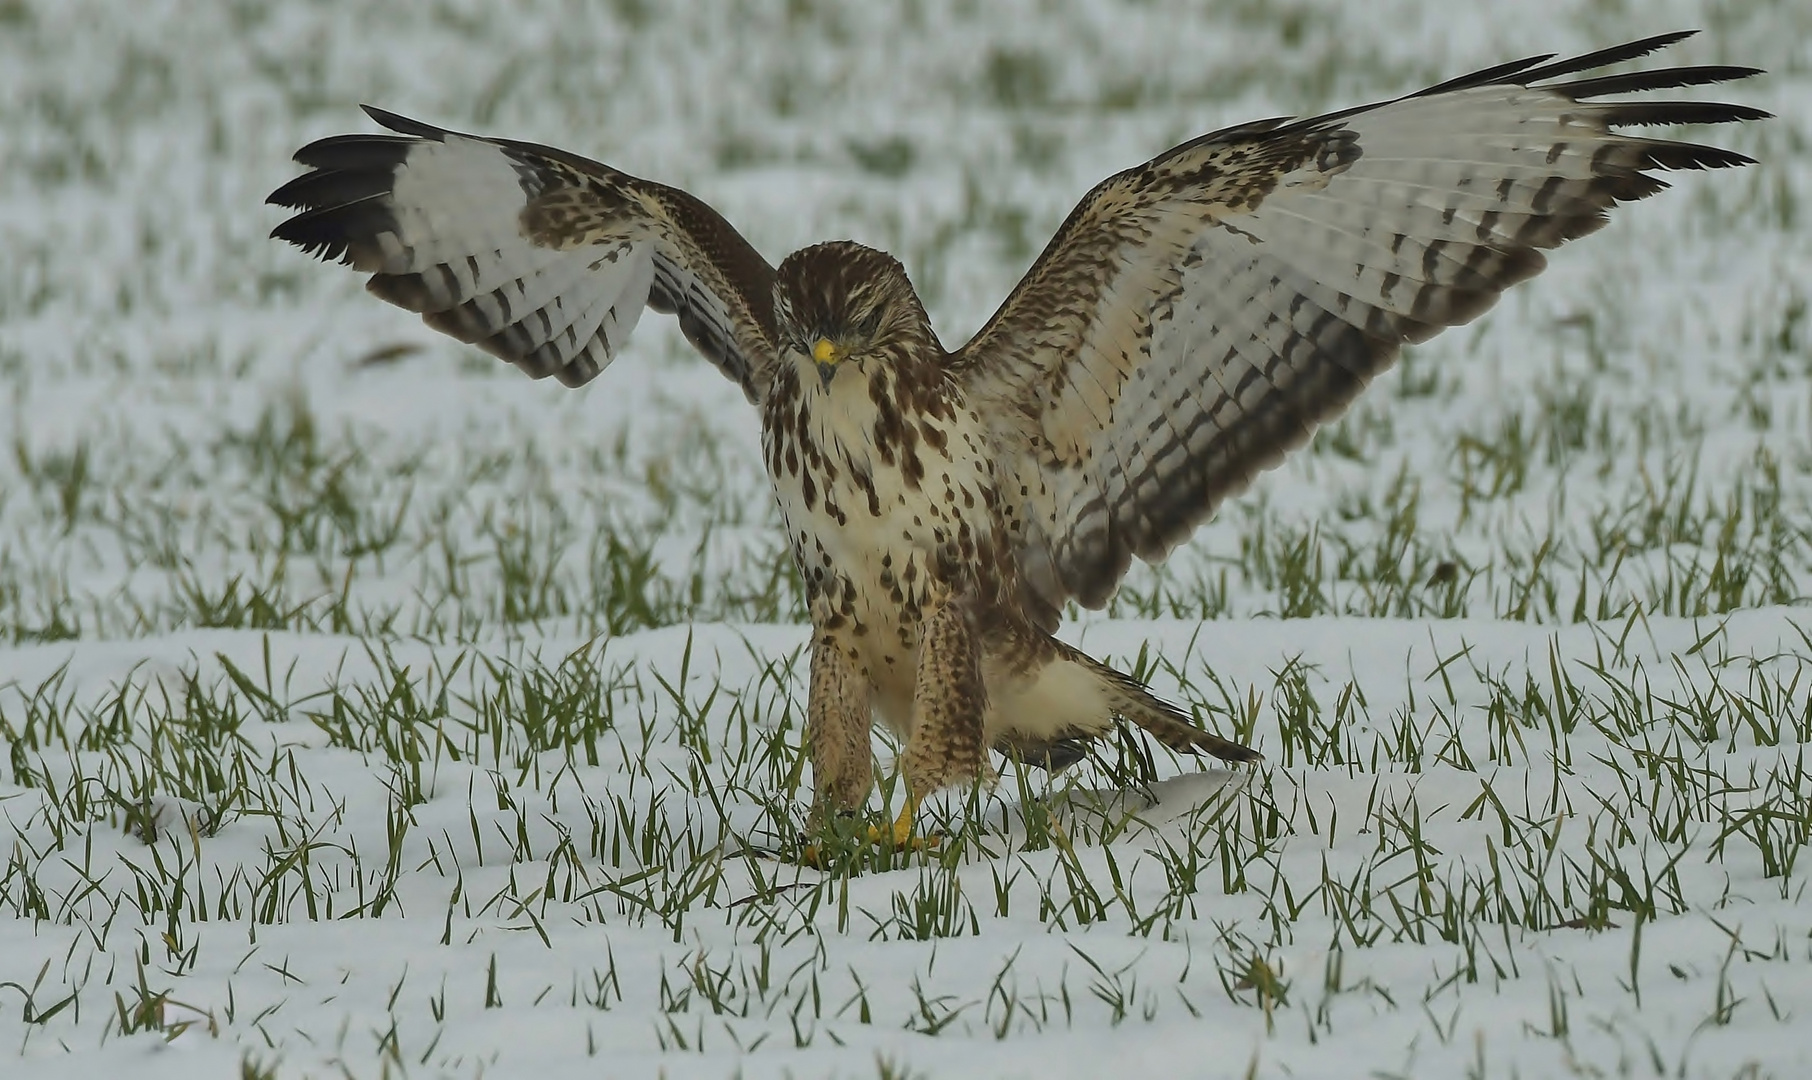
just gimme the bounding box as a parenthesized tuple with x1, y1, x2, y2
(266, 219, 351, 262)
(1624, 27, 1699, 53)
(359, 104, 452, 139)
(1599, 101, 1775, 128)
(1654, 144, 1759, 170)
(1517, 29, 1700, 83)
(1563, 65, 1768, 101)
(1714, 65, 1767, 82)
(1410, 52, 1558, 98)
(1436, 29, 1763, 98)
(268, 212, 347, 260)
(269, 105, 436, 216)
(268, 196, 399, 266)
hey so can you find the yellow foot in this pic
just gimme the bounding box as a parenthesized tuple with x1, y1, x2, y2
(801, 796, 937, 866)
(863, 825, 941, 852)
(868, 796, 937, 849)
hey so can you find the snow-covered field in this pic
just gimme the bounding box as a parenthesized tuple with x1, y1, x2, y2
(2, 1, 1808, 1076)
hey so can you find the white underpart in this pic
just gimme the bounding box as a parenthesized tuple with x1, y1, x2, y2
(981, 653, 1111, 743)
(769, 360, 1001, 728)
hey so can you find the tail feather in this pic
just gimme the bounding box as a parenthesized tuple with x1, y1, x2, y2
(1070, 648, 1262, 765)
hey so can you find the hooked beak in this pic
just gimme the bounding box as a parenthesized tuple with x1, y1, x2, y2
(812, 338, 841, 387)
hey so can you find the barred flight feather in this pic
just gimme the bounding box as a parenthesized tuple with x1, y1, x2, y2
(269, 107, 777, 395)
(953, 30, 1765, 623)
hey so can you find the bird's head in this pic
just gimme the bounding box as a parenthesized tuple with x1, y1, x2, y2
(773, 241, 936, 388)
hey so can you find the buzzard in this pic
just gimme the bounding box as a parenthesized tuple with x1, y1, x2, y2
(269, 31, 1762, 848)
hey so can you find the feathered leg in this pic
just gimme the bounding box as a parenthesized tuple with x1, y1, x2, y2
(807, 629, 874, 821)
(891, 595, 990, 844)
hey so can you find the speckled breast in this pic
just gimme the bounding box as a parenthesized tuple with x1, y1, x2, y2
(761, 362, 1003, 661)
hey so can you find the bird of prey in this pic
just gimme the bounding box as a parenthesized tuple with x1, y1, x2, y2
(269, 31, 1762, 850)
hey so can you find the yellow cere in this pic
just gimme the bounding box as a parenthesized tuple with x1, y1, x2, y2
(812, 338, 840, 365)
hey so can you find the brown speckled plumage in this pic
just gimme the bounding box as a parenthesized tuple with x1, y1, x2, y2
(270, 33, 1762, 825)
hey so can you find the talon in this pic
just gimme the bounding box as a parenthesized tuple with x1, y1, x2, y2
(868, 790, 940, 850)
(864, 820, 941, 852)
(798, 792, 938, 866)
(882, 793, 918, 848)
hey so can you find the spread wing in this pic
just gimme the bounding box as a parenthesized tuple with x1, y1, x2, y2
(953, 30, 1765, 627)
(268, 107, 778, 400)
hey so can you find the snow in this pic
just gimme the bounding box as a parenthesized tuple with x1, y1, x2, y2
(2, 1, 1810, 1076)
